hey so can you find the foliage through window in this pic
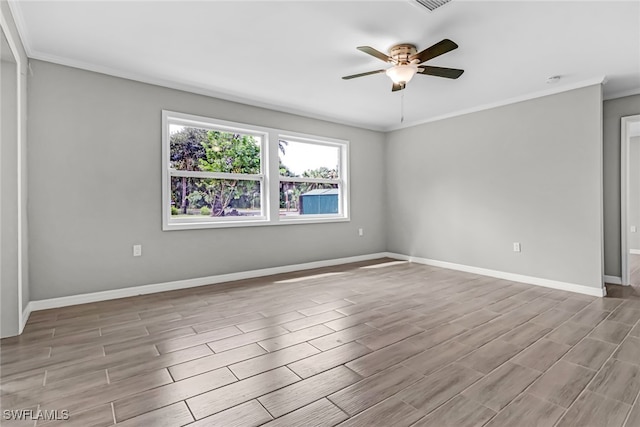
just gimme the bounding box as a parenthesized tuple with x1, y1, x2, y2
(163, 111, 348, 230)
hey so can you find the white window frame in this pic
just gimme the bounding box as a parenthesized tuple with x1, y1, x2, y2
(162, 111, 269, 230)
(162, 111, 349, 230)
(277, 133, 349, 224)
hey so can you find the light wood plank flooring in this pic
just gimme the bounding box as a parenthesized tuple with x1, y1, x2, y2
(1, 259, 639, 426)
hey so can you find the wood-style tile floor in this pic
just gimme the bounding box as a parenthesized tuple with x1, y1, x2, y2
(2, 258, 640, 427)
(629, 254, 640, 287)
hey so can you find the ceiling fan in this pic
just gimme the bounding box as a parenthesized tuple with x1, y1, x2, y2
(342, 39, 464, 92)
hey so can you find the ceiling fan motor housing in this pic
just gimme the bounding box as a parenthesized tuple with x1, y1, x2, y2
(389, 44, 417, 65)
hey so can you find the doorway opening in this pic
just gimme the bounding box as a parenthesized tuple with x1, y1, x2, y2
(620, 114, 640, 291)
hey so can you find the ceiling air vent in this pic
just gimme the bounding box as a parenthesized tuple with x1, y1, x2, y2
(414, 0, 452, 12)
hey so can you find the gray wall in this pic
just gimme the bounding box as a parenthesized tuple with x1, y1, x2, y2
(603, 94, 640, 277)
(23, 58, 632, 304)
(27, 60, 386, 300)
(1, 0, 29, 338)
(385, 85, 604, 289)
(629, 137, 640, 250)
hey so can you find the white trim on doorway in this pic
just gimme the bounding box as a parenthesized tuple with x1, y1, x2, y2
(0, 9, 26, 335)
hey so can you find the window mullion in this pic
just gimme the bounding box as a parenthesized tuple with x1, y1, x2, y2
(268, 130, 281, 222)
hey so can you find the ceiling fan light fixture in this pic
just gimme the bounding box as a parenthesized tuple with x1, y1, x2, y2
(342, 39, 463, 92)
(386, 64, 418, 84)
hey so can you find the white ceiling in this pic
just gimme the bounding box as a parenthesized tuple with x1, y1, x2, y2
(10, 0, 640, 131)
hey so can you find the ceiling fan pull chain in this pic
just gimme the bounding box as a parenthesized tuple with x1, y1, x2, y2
(401, 91, 405, 123)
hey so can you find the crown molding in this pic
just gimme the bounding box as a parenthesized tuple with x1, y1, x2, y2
(6, 0, 32, 56)
(27, 49, 386, 133)
(604, 87, 640, 101)
(385, 76, 607, 132)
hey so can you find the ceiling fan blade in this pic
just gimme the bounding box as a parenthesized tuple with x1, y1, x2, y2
(342, 69, 386, 80)
(410, 39, 458, 64)
(417, 66, 465, 79)
(357, 46, 392, 63)
(391, 82, 406, 92)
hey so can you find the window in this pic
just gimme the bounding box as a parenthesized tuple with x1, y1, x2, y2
(162, 111, 349, 230)
(278, 137, 346, 220)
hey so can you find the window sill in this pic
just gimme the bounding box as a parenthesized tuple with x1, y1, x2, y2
(163, 215, 349, 231)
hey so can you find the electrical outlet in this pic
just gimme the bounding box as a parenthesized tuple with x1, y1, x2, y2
(513, 242, 521, 252)
(358, 228, 364, 236)
(632, 226, 637, 233)
(133, 244, 142, 257)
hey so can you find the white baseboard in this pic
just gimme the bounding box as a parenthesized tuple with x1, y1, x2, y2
(384, 252, 606, 297)
(603, 275, 622, 285)
(630, 249, 640, 255)
(27, 250, 607, 315)
(19, 304, 32, 333)
(28, 252, 390, 312)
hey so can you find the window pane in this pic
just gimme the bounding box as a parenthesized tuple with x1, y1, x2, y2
(170, 177, 262, 218)
(170, 125, 261, 174)
(279, 182, 339, 217)
(279, 140, 339, 179)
